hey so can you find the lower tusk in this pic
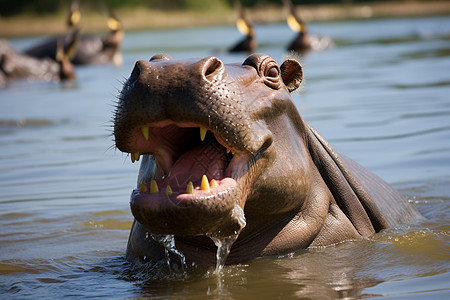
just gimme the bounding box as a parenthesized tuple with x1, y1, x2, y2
(139, 184, 148, 193)
(186, 181, 194, 194)
(150, 180, 159, 194)
(200, 174, 210, 190)
(210, 179, 218, 188)
(165, 185, 173, 196)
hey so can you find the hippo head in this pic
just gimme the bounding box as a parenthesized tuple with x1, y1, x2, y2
(114, 53, 307, 240)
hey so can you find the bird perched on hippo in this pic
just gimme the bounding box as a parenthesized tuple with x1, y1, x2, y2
(113, 53, 422, 267)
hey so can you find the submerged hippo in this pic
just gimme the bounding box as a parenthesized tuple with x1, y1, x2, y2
(229, 0, 257, 53)
(114, 53, 421, 265)
(0, 31, 77, 86)
(282, 0, 333, 52)
(26, 3, 123, 66)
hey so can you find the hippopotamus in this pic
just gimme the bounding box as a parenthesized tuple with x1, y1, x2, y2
(0, 31, 77, 86)
(229, 0, 257, 53)
(25, 3, 123, 66)
(282, 0, 333, 52)
(113, 53, 421, 265)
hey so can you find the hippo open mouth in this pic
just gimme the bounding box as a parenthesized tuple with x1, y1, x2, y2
(129, 121, 250, 208)
(120, 119, 253, 237)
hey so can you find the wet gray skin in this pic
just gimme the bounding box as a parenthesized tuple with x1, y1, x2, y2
(0, 37, 77, 84)
(114, 53, 422, 265)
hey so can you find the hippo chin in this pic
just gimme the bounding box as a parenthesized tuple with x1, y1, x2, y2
(114, 53, 421, 265)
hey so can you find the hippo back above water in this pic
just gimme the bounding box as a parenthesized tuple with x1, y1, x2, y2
(113, 53, 421, 265)
(0, 32, 77, 86)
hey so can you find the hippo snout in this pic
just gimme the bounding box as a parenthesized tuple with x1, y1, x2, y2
(127, 55, 225, 90)
(115, 54, 272, 156)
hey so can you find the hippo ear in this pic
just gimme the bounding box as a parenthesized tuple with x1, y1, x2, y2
(280, 59, 303, 93)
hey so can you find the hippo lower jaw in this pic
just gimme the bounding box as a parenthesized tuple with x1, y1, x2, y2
(126, 121, 254, 238)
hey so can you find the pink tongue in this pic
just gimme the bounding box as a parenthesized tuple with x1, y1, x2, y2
(163, 141, 227, 189)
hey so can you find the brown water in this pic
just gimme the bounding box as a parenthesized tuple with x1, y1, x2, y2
(1, 16, 449, 299)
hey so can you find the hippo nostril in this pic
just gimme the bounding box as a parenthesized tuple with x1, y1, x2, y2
(258, 136, 273, 156)
(149, 54, 173, 62)
(203, 57, 225, 82)
(262, 137, 273, 151)
(127, 61, 143, 86)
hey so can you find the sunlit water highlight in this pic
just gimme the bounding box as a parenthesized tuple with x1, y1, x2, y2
(1, 16, 449, 299)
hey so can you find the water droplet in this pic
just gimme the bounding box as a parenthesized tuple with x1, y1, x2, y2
(208, 204, 246, 273)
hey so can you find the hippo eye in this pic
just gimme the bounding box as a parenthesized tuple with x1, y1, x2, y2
(261, 60, 281, 89)
(242, 54, 281, 89)
(266, 66, 279, 79)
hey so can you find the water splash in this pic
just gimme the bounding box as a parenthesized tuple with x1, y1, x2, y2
(149, 234, 186, 272)
(147, 204, 246, 274)
(208, 204, 247, 273)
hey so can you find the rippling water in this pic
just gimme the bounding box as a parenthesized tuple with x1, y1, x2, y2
(1, 16, 449, 299)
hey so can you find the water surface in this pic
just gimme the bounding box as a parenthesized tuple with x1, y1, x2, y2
(1, 16, 449, 299)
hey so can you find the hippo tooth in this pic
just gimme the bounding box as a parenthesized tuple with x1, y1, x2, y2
(150, 180, 159, 194)
(130, 152, 140, 163)
(186, 181, 194, 194)
(226, 148, 236, 155)
(165, 185, 173, 196)
(210, 179, 218, 188)
(141, 126, 149, 141)
(139, 184, 148, 193)
(200, 175, 210, 191)
(200, 127, 207, 142)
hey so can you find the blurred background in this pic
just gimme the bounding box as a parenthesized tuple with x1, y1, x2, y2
(1, 0, 450, 36)
(1, 0, 449, 299)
